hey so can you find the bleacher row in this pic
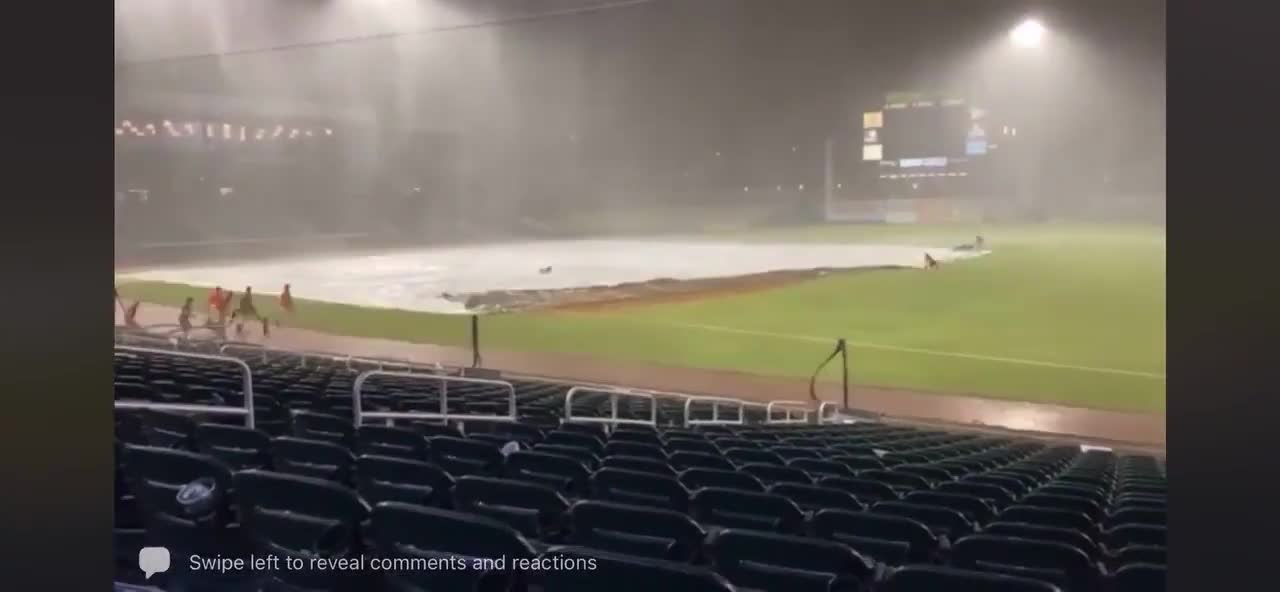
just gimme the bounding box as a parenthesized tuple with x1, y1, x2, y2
(114, 346, 1167, 592)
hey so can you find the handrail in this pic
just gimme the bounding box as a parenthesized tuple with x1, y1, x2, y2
(817, 401, 846, 424)
(682, 395, 766, 426)
(352, 370, 517, 426)
(564, 386, 658, 427)
(113, 345, 255, 429)
(765, 400, 814, 425)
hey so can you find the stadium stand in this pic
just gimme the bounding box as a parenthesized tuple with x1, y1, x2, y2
(113, 339, 1166, 591)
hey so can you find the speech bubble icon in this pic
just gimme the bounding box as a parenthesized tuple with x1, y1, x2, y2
(138, 547, 171, 580)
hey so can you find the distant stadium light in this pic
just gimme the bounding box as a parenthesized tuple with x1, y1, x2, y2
(305, 130, 314, 137)
(743, 187, 749, 192)
(791, 146, 797, 152)
(1010, 127, 1017, 137)
(239, 126, 246, 141)
(121, 120, 132, 127)
(715, 151, 721, 157)
(206, 124, 214, 137)
(273, 125, 284, 138)
(324, 128, 333, 136)
(836, 183, 842, 189)
(115, 128, 124, 136)
(776, 185, 783, 191)
(798, 184, 805, 191)
(911, 183, 919, 190)
(1010, 19, 1046, 49)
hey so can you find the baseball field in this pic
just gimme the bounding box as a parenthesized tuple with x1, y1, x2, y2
(116, 223, 1166, 414)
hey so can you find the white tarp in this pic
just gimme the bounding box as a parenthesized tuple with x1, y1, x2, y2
(120, 239, 988, 314)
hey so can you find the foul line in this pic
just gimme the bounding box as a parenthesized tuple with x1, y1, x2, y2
(631, 319, 1166, 380)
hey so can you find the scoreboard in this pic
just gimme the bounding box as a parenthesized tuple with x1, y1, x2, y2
(862, 92, 993, 165)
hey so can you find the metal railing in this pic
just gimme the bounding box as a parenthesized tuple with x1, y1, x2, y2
(682, 395, 767, 426)
(113, 346, 256, 429)
(765, 400, 814, 425)
(817, 402, 847, 424)
(564, 386, 658, 427)
(352, 370, 517, 426)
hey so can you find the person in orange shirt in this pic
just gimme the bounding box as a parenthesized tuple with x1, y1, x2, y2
(207, 286, 224, 318)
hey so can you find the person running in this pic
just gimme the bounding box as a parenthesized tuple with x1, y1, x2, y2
(207, 286, 224, 318)
(178, 297, 194, 338)
(233, 287, 258, 336)
(277, 283, 295, 327)
(924, 252, 940, 269)
(123, 300, 141, 329)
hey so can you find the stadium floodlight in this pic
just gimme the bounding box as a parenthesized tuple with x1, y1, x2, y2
(1010, 19, 1046, 49)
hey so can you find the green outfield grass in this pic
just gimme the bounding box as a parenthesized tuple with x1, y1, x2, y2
(117, 224, 1166, 413)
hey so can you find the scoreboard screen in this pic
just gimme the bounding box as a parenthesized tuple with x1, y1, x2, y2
(863, 93, 990, 163)
(882, 101, 970, 160)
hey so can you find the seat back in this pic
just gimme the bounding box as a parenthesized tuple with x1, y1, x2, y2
(537, 546, 735, 592)
(669, 451, 735, 471)
(590, 467, 690, 512)
(193, 423, 272, 470)
(604, 441, 668, 461)
(725, 447, 786, 466)
(271, 436, 357, 484)
(952, 534, 1097, 592)
(810, 508, 938, 564)
(452, 476, 570, 539)
(1111, 562, 1166, 592)
(567, 500, 707, 562)
(882, 565, 1063, 592)
(233, 470, 369, 590)
(689, 487, 805, 534)
(370, 502, 538, 592)
(356, 425, 428, 461)
(818, 476, 899, 503)
(678, 467, 766, 492)
(707, 528, 876, 592)
(768, 483, 865, 513)
(355, 454, 454, 508)
(741, 463, 812, 486)
(872, 501, 975, 539)
(602, 454, 676, 476)
(503, 450, 591, 496)
(788, 458, 855, 477)
(428, 436, 504, 477)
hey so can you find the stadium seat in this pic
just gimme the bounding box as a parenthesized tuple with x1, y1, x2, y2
(871, 501, 975, 539)
(602, 454, 677, 476)
(951, 534, 1099, 592)
(290, 410, 354, 447)
(768, 483, 865, 513)
(742, 462, 813, 486)
(936, 481, 1016, 508)
(1021, 493, 1104, 522)
(1111, 562, 1166, 591)
(999, 505, 1097, 538)
(665, 437, 722, 455)
(193, 423, 272, 470)
(669, 451, 736, 471)
(904, 490, 997, 523)
(503, 450, 592, 496)
(678, 467, 767, 492)
(789, 458, 856, 477)
(1107, 507, 1166, 529)
(604, 440, 668, 461)
(545, 430, 606, 453)
(451, 476, 570, 539)
(567, 499, 707, 562)
(271, 436, 357, 484)
(818, 476, 899, 503)
(810, 509, 938, 564)
(428, 436, 504, 476)
(370, 502, 539, 592)
(769, 446, 823, 460)
(355, 425, 428, 461)
(355, 454, 454, 508)
(233, 470, 370, 591)
(533, 443, 602, 468)
(537, 545, 736, 592)
(689, 487, 806, 534)
(611, 430, 663, 447)
(861, 470, 932, 493)
(725, 447, 786, 466)
(1113, 545, 1166, 567)
(118, 445, 238, 558)
(983, 521, 1100, 559)
(882, 565, 1064, 592)
(1106, 524, 1166, 550)
(706, 528, 877, 592)
(590, 467, 691, 512)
